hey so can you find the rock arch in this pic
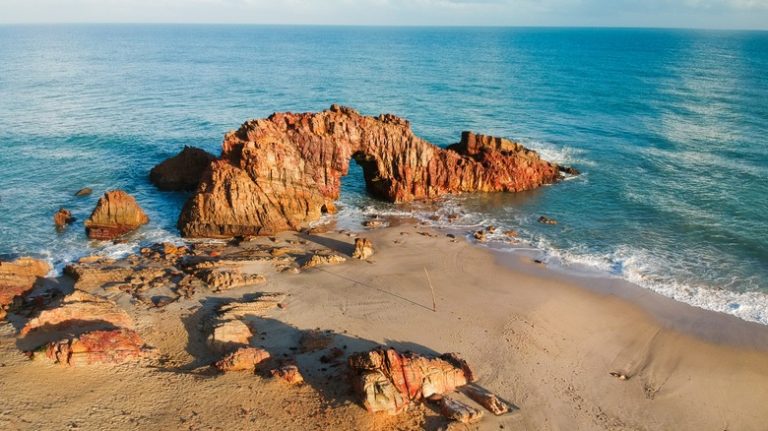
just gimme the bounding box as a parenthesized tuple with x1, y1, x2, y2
(177, 105, 571, 238)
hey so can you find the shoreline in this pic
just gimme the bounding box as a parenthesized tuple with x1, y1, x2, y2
(3, 223, 768, 430)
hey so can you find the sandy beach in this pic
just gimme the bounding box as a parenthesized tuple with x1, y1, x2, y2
(2, 223, 767, 431)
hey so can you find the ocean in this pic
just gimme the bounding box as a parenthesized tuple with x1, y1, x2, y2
(0, 25, 766, 323)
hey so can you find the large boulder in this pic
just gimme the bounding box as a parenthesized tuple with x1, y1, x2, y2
(149, 146, 216, 191)
(35, 329, 146, 366)
(84, 190, 149, 240)
(0, 257, 50, 316)
(178, 105, 573, 238)
(348, 348, 475, 415)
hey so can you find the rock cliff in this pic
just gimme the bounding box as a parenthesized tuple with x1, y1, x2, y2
(179, 105, 571, 238)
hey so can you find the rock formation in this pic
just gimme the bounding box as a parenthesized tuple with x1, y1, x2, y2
(348, 347, 475, 415)
(84, 190, 149, 240)
(215, 347, 270, 372)
(150, 146, 216, 191)
(0, 257, 50, 318)
(53, 208, 75, 229)
(352, 238, 374, 260)
(178, 105, 573, 238)
(36, 329, 145, 366)
(20, 290, 135, 337)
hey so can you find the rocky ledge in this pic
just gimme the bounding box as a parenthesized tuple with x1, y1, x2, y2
(175, 105, 577, 238)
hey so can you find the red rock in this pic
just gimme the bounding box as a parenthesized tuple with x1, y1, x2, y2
(53, 208, 75, 228)
(215, 347, 270, 372)
(352, 238, 374, 260)
(84, 190, 149, 240)
(178, 105, 570, 238)
(348, 348, 474, 415)
(38, 329, 145, 366)
(150, 146, 216, 191)
(0, 257, 50, 315)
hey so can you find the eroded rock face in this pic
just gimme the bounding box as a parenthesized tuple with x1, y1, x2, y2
(36, 329, 145, 366)
(150, 146, 216, 191)
(352, 238, 374, 260)
(348, 348, 475, 415)
(20, 290, 135, 337)
(0, 257, 50, 316)
(53, 208, 75, 229)
(179, 105, 570, 238)
(84, 190, 149, 240)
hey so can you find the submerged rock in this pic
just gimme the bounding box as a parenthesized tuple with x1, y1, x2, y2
(74, 187, 93, 197)
(352, 238, 375, 260)
(348, 347, 475, 415)
(301, 253, 346, 269)
(538, 215, 557, 225)
(178, 105, 569, 238)
(84, 190, 149, 240)
(53, 208, 75, 229)
(150, 146, 216, 191)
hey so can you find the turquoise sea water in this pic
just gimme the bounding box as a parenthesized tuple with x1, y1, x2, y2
(0, 25, 766, 323)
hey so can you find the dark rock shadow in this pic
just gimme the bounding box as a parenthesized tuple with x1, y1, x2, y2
(298, 233, 356, 257)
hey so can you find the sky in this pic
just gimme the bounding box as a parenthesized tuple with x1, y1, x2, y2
(1, 0, 768, 30)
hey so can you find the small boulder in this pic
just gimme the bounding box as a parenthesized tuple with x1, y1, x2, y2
(215, 347, 270, 372)
(503, 230, 518, 238)
(74, 187, 93, 197)
(301, 253, 346, 269)
(53, 208, 75, 229)
(84, 190, 149, 240)
(271, 364, 304, 384)
(149, 146, 216, 191)
(538, 215, 557, 225)
(352, 238, 375, 260)
(363, 218, 387, 229)
(473, 230, 486, 242)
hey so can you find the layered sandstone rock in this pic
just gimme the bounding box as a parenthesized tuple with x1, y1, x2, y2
(179, 105, 571, 238)
(36, 329, 145, 366)
(84, 190, 149, 240)
(0, 257, 50, 317)
(150, 146, 216, 191)
(348, 348, 475, 415)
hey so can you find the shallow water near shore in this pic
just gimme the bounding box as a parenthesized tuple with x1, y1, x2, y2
(0, 25, 766, 323)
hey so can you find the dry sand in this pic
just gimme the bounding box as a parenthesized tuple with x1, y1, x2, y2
(2, 224, 768, 430)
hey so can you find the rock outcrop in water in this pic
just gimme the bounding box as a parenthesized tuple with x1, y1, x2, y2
(150, 146, 216, 191)
(178, 105, 572, 238)
(84, 190, 149, 240)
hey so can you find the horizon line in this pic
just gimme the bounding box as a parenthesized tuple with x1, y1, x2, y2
(0, 22, 767, 32)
